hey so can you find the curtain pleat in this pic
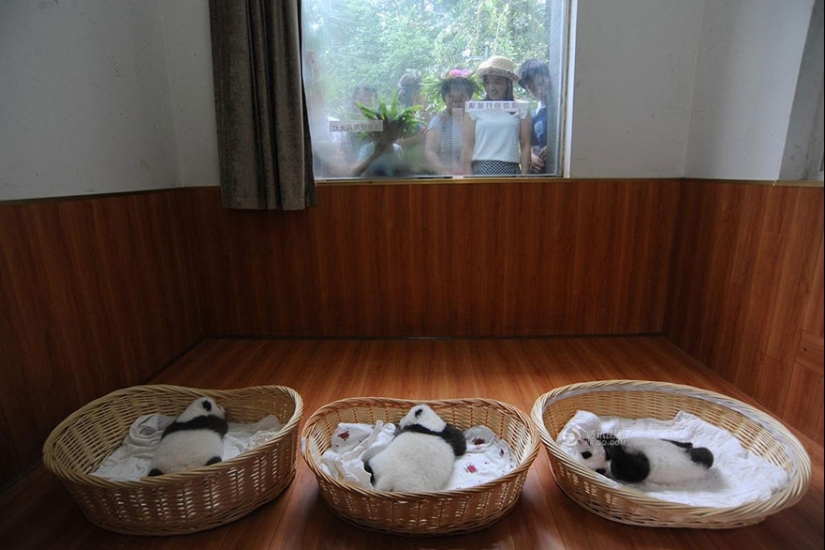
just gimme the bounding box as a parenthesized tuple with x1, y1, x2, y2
(209, 0, 317, 210)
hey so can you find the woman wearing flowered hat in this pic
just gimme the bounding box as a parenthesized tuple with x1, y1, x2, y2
(462, 56, 532, 176)
(425, 69, 478, 175)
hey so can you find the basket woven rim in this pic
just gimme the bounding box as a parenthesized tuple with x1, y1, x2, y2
(42, 384, 304, 489)
(530, 379, 812, 520)
(302, 396, 540, 498)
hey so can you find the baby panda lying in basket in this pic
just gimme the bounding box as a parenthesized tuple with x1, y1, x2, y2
(363, 404, 466, 492)
(574, 432, 714, 485)
(148, 396, 229, 476)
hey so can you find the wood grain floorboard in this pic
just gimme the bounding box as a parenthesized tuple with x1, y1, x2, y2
(1, 337, 821, 550)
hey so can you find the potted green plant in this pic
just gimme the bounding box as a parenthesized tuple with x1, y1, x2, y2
(356, 92, 422, 144)
(351, 93, 422, 176)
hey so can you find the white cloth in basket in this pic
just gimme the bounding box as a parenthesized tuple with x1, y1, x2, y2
(317, 422, 516, 490)
(92, 414, 283, 480)
(557, 410, 790, 507)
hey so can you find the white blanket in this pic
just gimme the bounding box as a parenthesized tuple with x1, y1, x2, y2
(92, 414, 283, 480)
(317, 422, 516, 491)
(557, 410, 790, 507)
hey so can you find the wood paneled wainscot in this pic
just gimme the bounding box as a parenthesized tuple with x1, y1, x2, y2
(0, 191, 205, 484)
(192, 181, 681, 337)
(666, 181, 824, 444)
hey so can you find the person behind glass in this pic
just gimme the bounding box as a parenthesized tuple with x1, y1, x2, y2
(518, 59, 552, 174)
(462, 56, 531, 176)
(340, 84, 379, 163)
(351, 132, 405, 177)
(425, 69, 477, 175)
(397, 74, 423, 112)
(396, 73, 430, 174)
(349, 82, 409, 177)
(351, 84, 378, 114)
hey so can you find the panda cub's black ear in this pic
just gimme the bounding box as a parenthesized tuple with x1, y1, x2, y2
(414, 407, 423, 418)
(202, 399, 212, 412)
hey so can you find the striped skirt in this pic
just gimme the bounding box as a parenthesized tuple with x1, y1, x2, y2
(471, 160, 521, 175)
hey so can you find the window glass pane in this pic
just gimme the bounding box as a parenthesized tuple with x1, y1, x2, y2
(302, 0, 565, 180)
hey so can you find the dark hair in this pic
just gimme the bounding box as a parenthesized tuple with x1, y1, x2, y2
(517, 58, 550, 91)
(397, 74, 421, 107)
(439, 77, 476, 102)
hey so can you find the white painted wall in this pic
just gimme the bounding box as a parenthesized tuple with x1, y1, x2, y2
(159, 1, 219, 187)
(0, 0, 218, 201)
(566, 0, 704, 178)
(779, 0, 822, 181)
(0, 1, 183, 200)
(684, 0, 814, 180)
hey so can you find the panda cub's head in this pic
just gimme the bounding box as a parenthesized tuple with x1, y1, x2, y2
(177, 396, 226, 423)
(573, 434, 609, 475)
(399, 404, 446, 433)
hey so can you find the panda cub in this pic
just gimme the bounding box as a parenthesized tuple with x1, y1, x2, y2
(148, 397, 228, 477)
(575, 433, 714, 485)
(364, 404, 466, 492)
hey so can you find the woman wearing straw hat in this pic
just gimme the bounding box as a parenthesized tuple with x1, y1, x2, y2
(462, 55, 532, 176)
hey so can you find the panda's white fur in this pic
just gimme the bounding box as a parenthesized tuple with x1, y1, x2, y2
(574, 433, 713, 486)
(148, 397, 228, 476)
(364, 404, 466, 492)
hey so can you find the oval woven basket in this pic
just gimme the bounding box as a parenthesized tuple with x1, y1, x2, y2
(531, 379, 812, 529)
(302, 397, 540, 536)
(42, 384, 303, 536)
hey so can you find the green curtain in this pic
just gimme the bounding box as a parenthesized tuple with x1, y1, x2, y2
(209, 0, 317, 210)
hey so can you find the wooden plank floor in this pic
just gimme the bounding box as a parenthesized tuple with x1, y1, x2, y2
(1, 337, 822, 550)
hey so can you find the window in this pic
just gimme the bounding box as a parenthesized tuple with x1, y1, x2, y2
(302, 0, 567, 181)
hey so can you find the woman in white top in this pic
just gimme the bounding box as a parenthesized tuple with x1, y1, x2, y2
(462, 56, 532, 176)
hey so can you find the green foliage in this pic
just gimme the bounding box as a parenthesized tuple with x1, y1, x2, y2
(355, 93, 422, 143)
(303, 0, 549, 115)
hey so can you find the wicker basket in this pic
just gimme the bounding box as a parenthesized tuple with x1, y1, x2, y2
(302, 397, 540, 536)
(42, 384, 303, 535)
(531, 379, 812, 529)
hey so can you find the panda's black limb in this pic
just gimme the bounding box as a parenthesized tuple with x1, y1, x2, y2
(599, 434, 651, 483)
(399, 423, 467, 457)
(689, 447, 714, 468)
